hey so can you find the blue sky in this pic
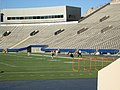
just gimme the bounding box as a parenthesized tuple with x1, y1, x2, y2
(0, 0, 111, 15)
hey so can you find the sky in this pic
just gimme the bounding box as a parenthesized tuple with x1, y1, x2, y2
(0, 0, 112, 15)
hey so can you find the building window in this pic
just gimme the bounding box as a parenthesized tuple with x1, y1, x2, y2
(41, 16, 44, 19)
(60, 15, 63, 18)
(25, 17, 29, 19)
(58, 15, 61, 18)
(51, 15, 55, 18)
(7, 14, 64, 20)
(16, 17, 19, 20)
(7, 17, 11, 20)
(1, 13, 4, 22)
(55, 15, 58, 18)
(11, 17, 16, 20)
(45, 16, 48, 19)
(33, 16, 37, 19)
(37, 16, 40, 19)
(29, 17, 33, 19)
(20, 17, 24, 20)
(69, 15, 75, 19)
(49, 16, 52, 19)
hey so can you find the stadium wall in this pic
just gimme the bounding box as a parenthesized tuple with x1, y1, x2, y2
(98, 49, 119, 54)
(98, 58, 120, 90)
(0, 44, 119, 54)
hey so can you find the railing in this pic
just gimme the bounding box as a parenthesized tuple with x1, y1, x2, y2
(101, 25, 113, 33)
(30, 30, 39, 36)
(99, 15, 110, 22)
(77, 27, 88, 34)
(54, 29, 65, 35)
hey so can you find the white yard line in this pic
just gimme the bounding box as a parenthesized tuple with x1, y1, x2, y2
(60, 74, 65, 76)
(8, 54, 114, 63)
(0, 62, 16, 67)
(31, 54, 71, 59)
(80, 74, 83, 76)
(9, 53, 113, 63)
(50, 74, 55, 76)
(8, 54, 44, 60)
(30, 74, 35, 76)
(48, 60, 60, 62)
(5, 71, 73, 74)
(19, 75, 25, 77)
(8, 54, 33, 59)
(70, 74, 74, 76)
(31, 54, 113, 62)
(64, 62, 77, 63)
(40, 75, 45, 77)
(89, 73, 93, 75)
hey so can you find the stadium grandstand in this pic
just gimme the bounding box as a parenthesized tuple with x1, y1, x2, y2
(0, 0, 120, 90)
(0, 0, 120, 53)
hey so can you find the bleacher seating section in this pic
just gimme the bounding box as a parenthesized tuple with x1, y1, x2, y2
(0, 2, 120, 52)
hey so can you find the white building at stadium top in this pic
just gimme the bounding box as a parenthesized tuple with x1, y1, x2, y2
(0, 6, 81, 23)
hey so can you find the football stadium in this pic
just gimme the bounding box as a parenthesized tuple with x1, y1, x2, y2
(0, 0, 120, 90)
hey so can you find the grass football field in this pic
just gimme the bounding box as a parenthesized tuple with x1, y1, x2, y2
(0, 52, 116, 81)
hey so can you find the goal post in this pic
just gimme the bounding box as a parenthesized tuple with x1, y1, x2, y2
(72, 57, 111, 72)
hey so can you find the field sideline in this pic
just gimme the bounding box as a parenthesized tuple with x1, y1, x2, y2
(0, 53, 116, 81)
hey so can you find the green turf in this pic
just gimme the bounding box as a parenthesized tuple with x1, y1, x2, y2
(0, 53, 116, 81)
